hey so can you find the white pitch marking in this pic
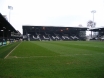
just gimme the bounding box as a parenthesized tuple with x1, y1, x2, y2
(7, 53, 104, 59)
(4, 42, 22, 59)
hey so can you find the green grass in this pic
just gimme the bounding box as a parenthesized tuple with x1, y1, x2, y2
(0, 42, 20, 58)
(0, 41, 104, 78)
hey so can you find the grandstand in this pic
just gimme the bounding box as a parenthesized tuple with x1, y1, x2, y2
(0, 13, 22, 46)
(22, 26, 88, 41)
(89, 27, 104, 40)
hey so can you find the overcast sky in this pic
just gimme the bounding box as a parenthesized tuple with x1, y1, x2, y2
(0, 0, 104, 33)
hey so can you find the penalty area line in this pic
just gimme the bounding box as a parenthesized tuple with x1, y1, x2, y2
(4, 42, 22, 59)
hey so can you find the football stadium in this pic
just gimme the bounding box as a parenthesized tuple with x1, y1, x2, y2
(0, 12, 104, 78)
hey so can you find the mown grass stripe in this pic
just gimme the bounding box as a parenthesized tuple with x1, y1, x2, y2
(0, 42, 20, 58)
(4, 42, 21, 59)
(9, 41, 59, 57)
(53, 41, 104, 48)
(32, 41, 96, 55)
(45, 41, 104, 53)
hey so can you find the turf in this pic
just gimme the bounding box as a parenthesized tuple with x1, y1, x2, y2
(0, 41, 104, 78)
(0, 42, 20, 58)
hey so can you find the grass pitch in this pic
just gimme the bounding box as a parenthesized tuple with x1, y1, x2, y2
(0, 41, 104, 78)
